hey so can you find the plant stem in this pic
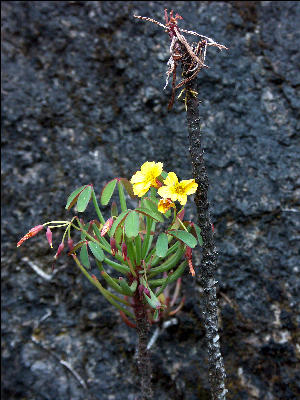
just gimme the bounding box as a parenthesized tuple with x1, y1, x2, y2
(185, 77, 227, 400)
(133, 291, 153, 400)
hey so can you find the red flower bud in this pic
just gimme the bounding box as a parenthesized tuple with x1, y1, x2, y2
(188, 259, 195, 277)
(185, 246, 192, 260)
(101, 217, 114, 237)
(17, 225, 44, 247)
(68, 238, 74, 252)
(46, 227, 53, 248)
(55, 242, 65, 259)
(185, 247, 195, 276)
(121, 242, 127, 261)
(110, 237, 117, 256)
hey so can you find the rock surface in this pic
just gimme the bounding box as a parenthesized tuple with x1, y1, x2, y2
(2, 2, 299, 399)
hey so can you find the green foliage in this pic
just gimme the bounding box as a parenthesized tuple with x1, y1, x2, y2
(28, 165, 199, 326)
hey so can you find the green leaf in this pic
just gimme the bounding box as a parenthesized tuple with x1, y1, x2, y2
(119, 178, 136, 199)
(156, 233, 168, 258)
(119, 278, 135, 296)
(110, 211, 128, 237)
(142, 197, 159, 212)
(160, 171, 168, 179)
(143, 286, 161, 309)
(80, 243, 90, 269)
(77, 186, 93, 212)
(111, 201, 118, 218)
(65, 186, 87, 210)
(88, 241, 105, 261)
(100, 179, 117, 206)
(118, 181, 127, 212)
(193, 223, 203, 246)
(81, 223, 90, 240)
(167, 229, 197, 248)
(136, 207, 164, 222)
(125, 211, 140, 238)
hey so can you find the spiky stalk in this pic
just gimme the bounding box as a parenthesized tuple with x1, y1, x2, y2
(184, 75, 227, 400)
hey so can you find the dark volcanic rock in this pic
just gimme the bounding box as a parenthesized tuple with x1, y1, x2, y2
(2, 2, 299, 400)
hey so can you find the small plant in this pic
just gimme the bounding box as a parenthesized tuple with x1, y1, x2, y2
(17, 161, 202, 399)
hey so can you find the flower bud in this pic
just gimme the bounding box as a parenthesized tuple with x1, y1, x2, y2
(17, 225, 44, 247)
(185, 246, 195, 276)
(185, 246, 192, 260)
(46, 227, 53, 248)
(121, 242, 127, 261)
(101, 217, 114, 237)
(68, 238, 74, 252)
(110, 237, 117, 256)
(55, 242, 65, 259)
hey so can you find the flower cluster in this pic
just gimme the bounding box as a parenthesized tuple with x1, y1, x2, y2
(130, 161, 198, 213)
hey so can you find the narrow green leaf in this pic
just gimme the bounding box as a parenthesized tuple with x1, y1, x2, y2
(160, 171, 168, 179)
(125, 211, 140, 238)
(118, 181, 127, 212)
(77, 186, 93, 212)
(80, 243, 90, 269)
(167, 229, 197, 248)
(111, 201, 118, 217)
(143, 286, 161, 309)
(65, 186, 86, 210)
(193, 223, 203, 246)
(99, 268, 125, 295)
(151, 260, 187, 291)
(104, 257, 130, 275)
(81, 223, 90, 241)
(110, 211, 128, 237)
(100, 179, 117, 206)
(149, 245, 185, 278)
(119, 278, 134, 296)
(136, 207, 164, 222)
(142, 197, 159, 213)
(130, 280, 138, 292)
(88, 241, 105, 261)
(156, 233, 168, 258)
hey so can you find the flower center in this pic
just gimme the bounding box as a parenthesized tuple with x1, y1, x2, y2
(174, 183, 185, 195)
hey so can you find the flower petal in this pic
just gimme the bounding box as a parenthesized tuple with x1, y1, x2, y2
(177, 194, 188, 205)
(130, 171, 145, 184)
(163, 172, 178, 186)
(133, 182, 151, 197)
(181, 179, 198, 195)
(140, 161, 155, 175)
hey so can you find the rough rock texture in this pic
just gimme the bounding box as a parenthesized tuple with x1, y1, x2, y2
(2, 2, 299, 400)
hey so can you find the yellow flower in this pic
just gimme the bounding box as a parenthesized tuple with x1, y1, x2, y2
(158, 172, 198, 206)
(130, 161, 163, 197)
(157, 198, 176, 214)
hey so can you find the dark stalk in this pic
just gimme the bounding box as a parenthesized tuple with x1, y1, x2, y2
(184, 75, 227, 399)
(133, 291, 153, 400)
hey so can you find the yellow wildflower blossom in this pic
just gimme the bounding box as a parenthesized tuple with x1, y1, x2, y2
(157, 198, 176, 214)
(130, 161, 163, 197)
(158, 172, 198, 206)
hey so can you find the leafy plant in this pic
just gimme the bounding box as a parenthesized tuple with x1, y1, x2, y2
(17, 161, 202, 399)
